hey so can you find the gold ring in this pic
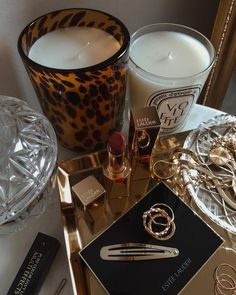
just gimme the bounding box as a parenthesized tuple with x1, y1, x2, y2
(151, 203, 175, 224)
(142, 203, 175, 241)
(137, 130, 150, 149)
(148, 220, 176, 241)
(214, 263, 236, 293)
(152, 160, 178, 180)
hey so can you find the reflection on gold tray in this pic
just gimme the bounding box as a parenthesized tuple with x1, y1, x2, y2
(181, 246, 236, 295)
(57, 131, 236, 295)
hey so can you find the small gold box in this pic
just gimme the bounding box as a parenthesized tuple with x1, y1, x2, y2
(72, 175, 105, 207)
(72, 175, 105, 227)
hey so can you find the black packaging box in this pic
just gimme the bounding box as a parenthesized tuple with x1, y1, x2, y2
(7, 232, 60, 295)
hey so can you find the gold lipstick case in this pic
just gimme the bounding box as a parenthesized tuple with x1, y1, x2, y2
(103, 136, 131, 220)
(129, 106, 161, 201)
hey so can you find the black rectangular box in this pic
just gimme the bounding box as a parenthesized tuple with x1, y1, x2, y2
(7, 232, 60, 295)
(80, 183, 223, 295)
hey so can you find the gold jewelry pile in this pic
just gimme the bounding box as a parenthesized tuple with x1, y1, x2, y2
(143, 203, 175, 240)
(214, 263, 236, 295)
(152, 147, 236, 210)
(209, 124, 236, 168)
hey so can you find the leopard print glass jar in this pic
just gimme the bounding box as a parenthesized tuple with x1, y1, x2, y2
(18, 8, 130, 151)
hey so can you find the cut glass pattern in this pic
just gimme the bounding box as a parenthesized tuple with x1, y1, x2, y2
(183, 114, 236, 234)
(0, 96, 57, 229)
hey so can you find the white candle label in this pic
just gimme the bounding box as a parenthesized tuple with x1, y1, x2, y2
(146, 85, 202, 129)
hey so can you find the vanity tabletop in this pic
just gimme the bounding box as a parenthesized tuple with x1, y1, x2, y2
(0, 104, 224, 295)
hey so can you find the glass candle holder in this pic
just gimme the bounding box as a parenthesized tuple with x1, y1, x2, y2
(128, 23, 215, 133)
(18, 8, 130, 151)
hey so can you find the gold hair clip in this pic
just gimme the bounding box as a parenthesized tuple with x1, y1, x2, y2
(54, 278, 67, 295)
(100, 243, 179, 261)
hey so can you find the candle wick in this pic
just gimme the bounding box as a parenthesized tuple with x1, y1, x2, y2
(168, 51, 173, 60)
(76, 41, 91, 60)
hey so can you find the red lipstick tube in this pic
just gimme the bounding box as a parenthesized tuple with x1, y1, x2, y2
(104, 131, 131, 182)
(103, 132, 131, 218)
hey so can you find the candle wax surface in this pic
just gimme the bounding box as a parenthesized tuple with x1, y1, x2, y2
(130, 31, 211, 78)
(29, 27, 121, 69)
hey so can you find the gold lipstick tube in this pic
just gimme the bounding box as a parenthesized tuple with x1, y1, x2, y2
(103, 132, 131, 219)
(129, 106, 161, 201)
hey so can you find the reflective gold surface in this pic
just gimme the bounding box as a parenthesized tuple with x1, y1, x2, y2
(181, 247, 236, 295)
(57, 131, 236, 295)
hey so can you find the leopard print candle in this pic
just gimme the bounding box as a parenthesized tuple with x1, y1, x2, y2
(18, 8, 130, 151)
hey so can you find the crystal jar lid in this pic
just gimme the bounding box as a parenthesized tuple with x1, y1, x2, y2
(0, 96, 57, 225)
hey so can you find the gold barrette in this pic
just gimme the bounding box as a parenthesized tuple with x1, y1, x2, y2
(100, 243, 179, 261)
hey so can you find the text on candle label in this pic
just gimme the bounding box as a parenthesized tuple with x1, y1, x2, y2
(147, 86, 202, 129)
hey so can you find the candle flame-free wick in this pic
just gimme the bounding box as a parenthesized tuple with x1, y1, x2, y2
(158, 51, 174, 62)
(76, 41, 91, 60)
(168, 51, 173, 59)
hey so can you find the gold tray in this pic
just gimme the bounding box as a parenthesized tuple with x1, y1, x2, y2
(57, 131, 236, 295)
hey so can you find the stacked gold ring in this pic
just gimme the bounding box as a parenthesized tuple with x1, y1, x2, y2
(214, 263, 236, 295)
(142, 203, 176, 240)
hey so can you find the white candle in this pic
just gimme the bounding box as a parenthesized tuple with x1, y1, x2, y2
(128, 24, 214, 131)
(29, 27, 121, 69)
(130, 32, 210, 78)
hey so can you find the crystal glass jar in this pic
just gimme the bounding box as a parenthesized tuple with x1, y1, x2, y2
(0, 96, 57, 234)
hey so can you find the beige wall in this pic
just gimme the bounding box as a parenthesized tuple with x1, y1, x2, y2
(0, 0, 219, 111)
